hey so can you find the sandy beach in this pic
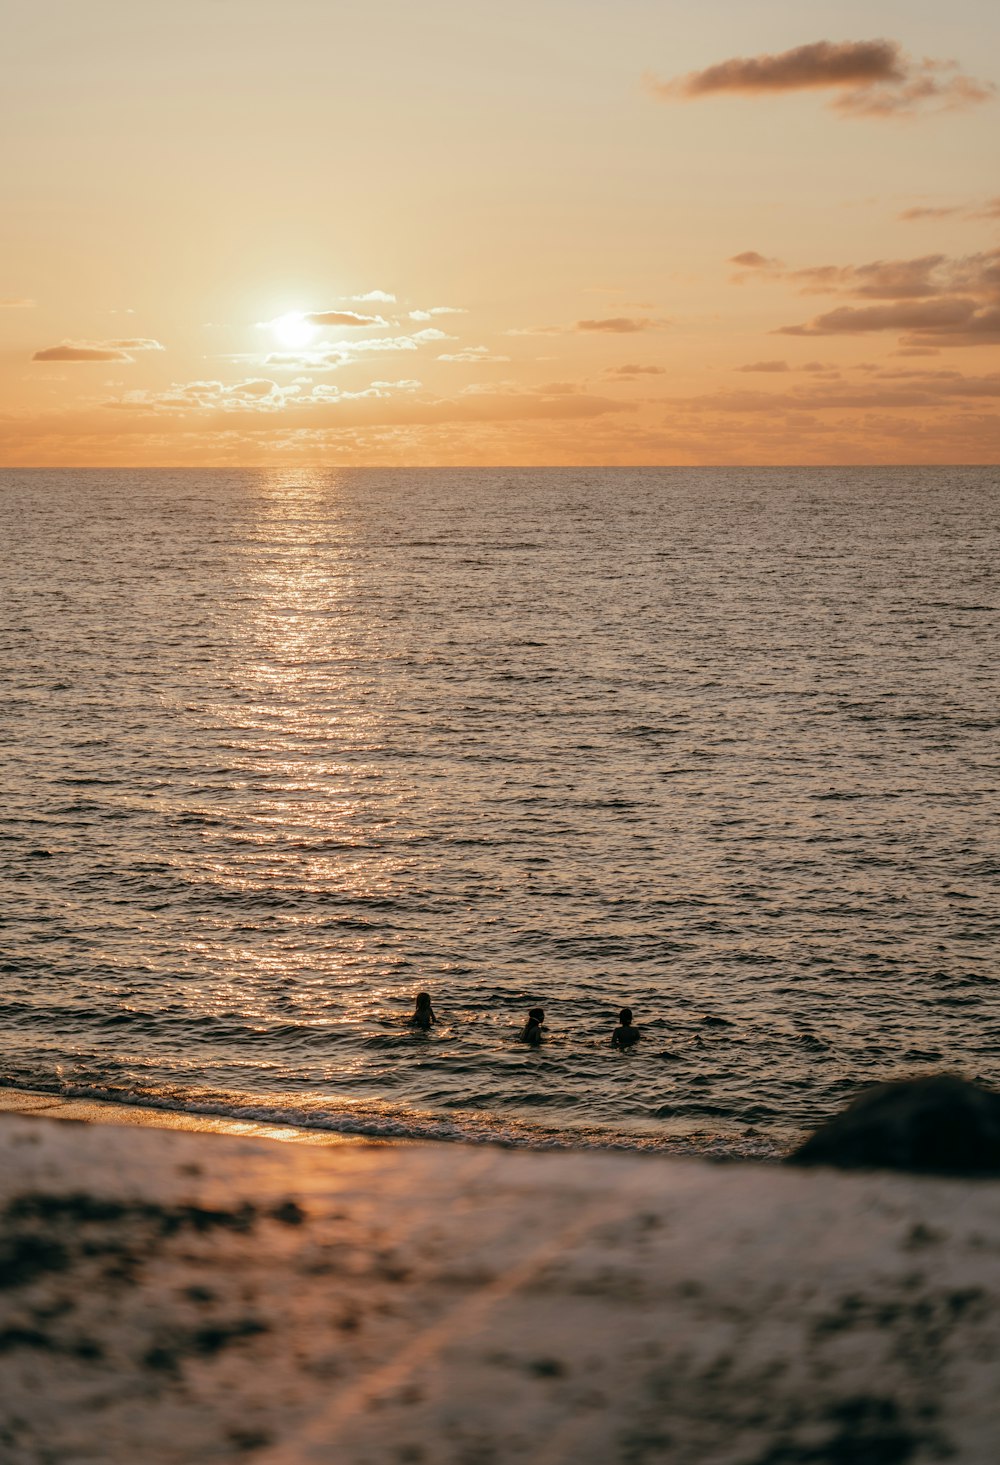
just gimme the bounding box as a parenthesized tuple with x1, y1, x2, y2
(3, 1093, 1000, 1464)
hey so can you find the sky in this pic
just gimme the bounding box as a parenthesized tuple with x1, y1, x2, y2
(2, 0, 999, 466)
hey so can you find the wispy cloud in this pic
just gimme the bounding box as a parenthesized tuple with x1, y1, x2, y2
(352, 290, 396, 303)
(409, 307, 467, 321)
(36, 346, 130, 362)
(737, 360, 791, 373)
(733, 248, 1000, 301)
(899, 204, 966, 222)
(264, 328, 456, 371)
(649, 39, 994, 118)
(265, 350, 350, 371)
(576, 317, 667, 334)
(899, 196, 1000, 222)
(673, 369, 1000, 414)
(304, 310, 387, 328)
(33, 338, 164, 362)
(795, 256, 954, 299)
(437, 346, 511, 363)
(604, 364, 667, 378)
(1, 297, 35, 309)
(101, 379, 635, 428)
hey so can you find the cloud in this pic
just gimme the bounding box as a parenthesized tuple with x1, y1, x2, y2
(604, 364, 667, 378)
(901, 310, 1000, 348)
(1, 297, 35, 308)
(776, 298, 985, 336)
(277, 390, 635, 429)
(657, 39, 903, 96)
(732, 249, 1000, 300)
(649, 39, 993, 118)
(666, 370, 1000, 420)
(265, 349, 350, 371)
(33, 338, 165, 362)
(576, 317, 664, 333)
(898, 204, 965, 222)
(769, 246, 1000, 343)
(437, 345, 511, 362)
(503, 325, 564, 337)
(408, 307, 467, 321)
(263, 329, 456, 371)
(738, 360, 790, 373)
(729, 252, 787, 284)
(899, 196, 1000, 223)
(352, 290, 396, 303)
(104, 378, 430, 415)
(101, 379, 635, 430)
(37, 346, 132, 362)
(791, 255, 955, 298)
(304, 310, 386, 327)
(105, 378, 304, 413)
(730, 251, 783, 270)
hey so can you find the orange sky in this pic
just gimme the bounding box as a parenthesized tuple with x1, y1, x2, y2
(2, 0, 999, 466)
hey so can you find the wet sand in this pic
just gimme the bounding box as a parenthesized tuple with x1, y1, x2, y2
(0, 1085, 388, 1146)
(2, 1098, 1000, 1463)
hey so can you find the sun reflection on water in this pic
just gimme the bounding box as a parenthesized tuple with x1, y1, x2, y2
(173, 468, 411, 1039)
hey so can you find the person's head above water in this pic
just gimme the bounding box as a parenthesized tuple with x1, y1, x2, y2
(619, 1007, 633, 1026)
(410, 991, 436, 1029)
(521, 1007, 546, 1044)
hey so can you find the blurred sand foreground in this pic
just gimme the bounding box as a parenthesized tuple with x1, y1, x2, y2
(2, 1092, 999, 1464)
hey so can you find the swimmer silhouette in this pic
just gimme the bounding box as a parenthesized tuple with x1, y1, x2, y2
(611, 1007, 641, 1051)
(520, 1007, 545, 1046)
(410, 991, 436, 1032)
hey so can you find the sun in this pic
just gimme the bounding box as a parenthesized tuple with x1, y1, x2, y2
(271, 312, 319, 349)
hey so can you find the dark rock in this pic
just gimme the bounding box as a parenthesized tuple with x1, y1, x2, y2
(786, 1076, 1000, 1176)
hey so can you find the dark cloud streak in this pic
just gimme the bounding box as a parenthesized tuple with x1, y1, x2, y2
(650, 39, 993, 118)
(576, 317, 665, 334)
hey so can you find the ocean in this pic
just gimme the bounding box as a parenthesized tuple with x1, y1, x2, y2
(2, 466, 998, 1159)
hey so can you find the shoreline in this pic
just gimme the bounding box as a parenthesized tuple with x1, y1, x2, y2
(0, 1085, 392, 1148)
(0, 1083, 788, 1160)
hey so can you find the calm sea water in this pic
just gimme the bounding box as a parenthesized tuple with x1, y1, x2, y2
(1, 467, 998, 1158)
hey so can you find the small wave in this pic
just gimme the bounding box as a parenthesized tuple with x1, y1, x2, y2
(0, 1079, 784, 1162)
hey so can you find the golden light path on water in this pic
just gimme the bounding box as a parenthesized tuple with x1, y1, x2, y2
(178, 469, 442, 1117)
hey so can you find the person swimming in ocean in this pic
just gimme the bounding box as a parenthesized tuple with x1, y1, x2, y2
(520, 1007, 545, 1046)
(409, 991, 436, 1032)
(611, 1007, 641, 1051)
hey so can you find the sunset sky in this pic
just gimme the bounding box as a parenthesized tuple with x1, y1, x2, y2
(3, 0, 999, 466)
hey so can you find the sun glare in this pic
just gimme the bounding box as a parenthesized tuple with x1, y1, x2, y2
(272, 312, 319, 349)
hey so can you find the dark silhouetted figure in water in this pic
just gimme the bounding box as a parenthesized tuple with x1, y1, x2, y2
(410, 992, 436, 1032)
(611, 1007, 641, 1051)
(520, 1008, 545, 1046)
